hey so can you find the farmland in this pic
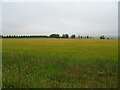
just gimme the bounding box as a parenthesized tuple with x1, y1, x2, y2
(2, 39, 118, 88)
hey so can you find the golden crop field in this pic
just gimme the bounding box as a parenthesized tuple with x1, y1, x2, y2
(2, 39, 118, 88)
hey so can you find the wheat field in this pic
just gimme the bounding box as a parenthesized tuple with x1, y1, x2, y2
(2, 39, 118, 88)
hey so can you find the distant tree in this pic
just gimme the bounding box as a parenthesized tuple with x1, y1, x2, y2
(70, 34, 75, 38)
(8, 35, 11, 38)
(62, 34, 69, 38)
(102, 35, 105, 39)
(100, 35, 105, 39)
(65, 34, 69, 38)
(80, 36, 83, 39)
(49, 34, 60, 38)
(87, 35, 89, 39)
(13, 35, 15, 38)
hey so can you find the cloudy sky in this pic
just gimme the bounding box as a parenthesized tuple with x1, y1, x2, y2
(1, 1, 118, 37)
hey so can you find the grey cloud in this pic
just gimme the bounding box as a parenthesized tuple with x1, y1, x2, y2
(2, 2, 118, 36)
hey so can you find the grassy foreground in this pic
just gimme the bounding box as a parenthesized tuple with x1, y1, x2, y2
(2, 39, 118, 88)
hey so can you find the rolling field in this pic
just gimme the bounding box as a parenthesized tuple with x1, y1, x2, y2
(2, 39, 118, 88)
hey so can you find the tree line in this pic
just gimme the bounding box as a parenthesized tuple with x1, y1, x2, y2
(1, 35, 49, 38)
(1, 34, 109, 39)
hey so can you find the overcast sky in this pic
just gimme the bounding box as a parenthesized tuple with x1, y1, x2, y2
(1, 2, 118, 36)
